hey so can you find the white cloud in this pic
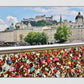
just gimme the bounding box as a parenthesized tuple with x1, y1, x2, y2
(70, 11, 78, 15)
(29, 7, 84, 21)
(33, 7, 49, 13)
(54, 15, 69, 21)
(54, 16, 60, 20)
(0, 19, 8, 31)
(0, 25, 8, 31)
(71, 7, 84, 10)
(0, 16, 18, 31)
(0, 19, 5, 24)
(31, 7, 70, 15)
(6, 16, 17, 25)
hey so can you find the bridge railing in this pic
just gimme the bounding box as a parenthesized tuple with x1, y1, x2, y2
(0, 42, 84, 54)
(0, 42, 84, 78)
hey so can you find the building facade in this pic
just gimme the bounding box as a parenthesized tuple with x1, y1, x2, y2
(43, 27, 56, 43)
(0, 12, 84, 44)
(63, 12, 84, 43)
(0, 26, 56, 44)
(63, 12, 84, 28)
(0, 29, 33, 42)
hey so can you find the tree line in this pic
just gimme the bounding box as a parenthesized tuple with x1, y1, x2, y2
(29, 20, 57, 26)
(24, 24, 72, 45)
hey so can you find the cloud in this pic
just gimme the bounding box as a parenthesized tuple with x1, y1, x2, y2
(0, 19, 5, 24)
(71, 7, 84, 10)
(70, 11, 78, 15)
(33, 7, 49, 13)
(28, 7, 84, 21)
(54, 15, 66, 21)
(0, 25, 8, 31)
(0, 16, 18, 31)
(0, 19, 8, 31)
(6, 16, 17, 25)
(30, 7, 70, 15)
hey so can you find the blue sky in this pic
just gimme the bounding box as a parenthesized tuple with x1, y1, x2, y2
(0, 7, 84, 31)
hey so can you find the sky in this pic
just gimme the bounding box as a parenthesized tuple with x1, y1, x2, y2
(0, 7, 84, 31)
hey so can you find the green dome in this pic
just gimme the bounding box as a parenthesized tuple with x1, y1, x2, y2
(9, 23, 15, 29)
(10, 25, 15, 29)
(27, 22, 31, 27)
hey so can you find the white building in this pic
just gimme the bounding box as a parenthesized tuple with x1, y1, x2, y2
(64, 12, 84, 28)
(63, 12, 84, 43)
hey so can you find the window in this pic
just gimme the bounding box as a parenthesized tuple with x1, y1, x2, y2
(78, 25, 80, 28)
(81, 25, 83, 27)
(74, 26, 75, 28)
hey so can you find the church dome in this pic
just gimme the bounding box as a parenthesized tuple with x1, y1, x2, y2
(75, 12, 83, 20)
(10, 25, 15, 29)
(27, 22, 31, 27)
(9, 23, 15, 29)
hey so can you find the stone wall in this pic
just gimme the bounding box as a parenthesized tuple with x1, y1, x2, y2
(0, 31, 14, 42)
(43, 27, 56, 43)
(0, 26, 84, 44)
(68, 28, 84, 43)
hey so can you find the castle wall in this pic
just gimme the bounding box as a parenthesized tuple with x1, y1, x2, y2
(46, 16, 53, 21)
(14, 29, 33, 42)
(35, 15, 46, 21)
(43, 27, 56, 43)
(0, 31, 14, 42)
(22, 15, 53, 23)
(68, 28, 84, 42)
(1, 26, 84, 44)
(33, 27, 43, 32)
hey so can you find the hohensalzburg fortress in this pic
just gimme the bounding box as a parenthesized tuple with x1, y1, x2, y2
(22, 15, 53, 24)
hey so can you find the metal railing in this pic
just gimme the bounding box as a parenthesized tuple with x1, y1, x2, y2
(0, 42, 84, 54)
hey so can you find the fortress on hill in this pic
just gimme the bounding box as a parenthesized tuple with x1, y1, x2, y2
(23, 15, 53, 22)
(22, 15, 53, 25)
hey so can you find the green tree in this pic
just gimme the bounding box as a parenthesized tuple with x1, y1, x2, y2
(16, 26, 20, 29)
(30, 21, 37, 26)
(33, 32, 41, 44)
(30, 20, 57, 26)
(54, 24, 72, 42)
(40, 32, 48, 44)
(24, 32, 35, 45)
(36, 20, 46, 26)
(46, 22, 52, 25)
(6, 27, 10, 30)
(24, 32, 48, 45)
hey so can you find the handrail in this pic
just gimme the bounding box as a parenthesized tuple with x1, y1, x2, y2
(0, 42, 84, 54)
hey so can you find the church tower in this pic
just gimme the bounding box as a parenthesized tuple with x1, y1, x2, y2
(75, 12, 83, 24)
(60, 15, 62, 25)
